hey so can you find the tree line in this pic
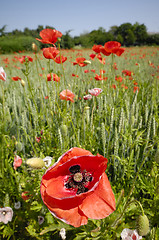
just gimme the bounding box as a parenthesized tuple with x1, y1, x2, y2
(0, 22, 159, 51)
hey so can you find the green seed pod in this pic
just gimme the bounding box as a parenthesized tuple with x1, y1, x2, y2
(61, 124, 68, 138)
(15, 141, 23, 151)
(137, 214, 149, 236)
(26, 158, 45, 169)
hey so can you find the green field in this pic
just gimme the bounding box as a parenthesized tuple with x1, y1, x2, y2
(0, 44, 159, 239)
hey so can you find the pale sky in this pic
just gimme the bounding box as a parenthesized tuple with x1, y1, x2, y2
(1, 0, 159, 36)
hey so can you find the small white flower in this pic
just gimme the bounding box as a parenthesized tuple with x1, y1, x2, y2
(43, 156, 52, 167)
(59, 228, 66, 240)
(38, 216, 44, 225)
(0, 207, 13, 224)
(14, 201, 21, 209)
(121, 228, 142, 240)
(0, 67, 6, 81)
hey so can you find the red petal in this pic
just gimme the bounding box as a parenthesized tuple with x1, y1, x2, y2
(49, 205, 88, 227)
(79, 173, 116, 219)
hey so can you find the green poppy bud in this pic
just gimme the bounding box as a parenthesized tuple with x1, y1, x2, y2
(137, 214, 149, 236)
(26, 158, 45, 169)
(61, 124, 68, 137)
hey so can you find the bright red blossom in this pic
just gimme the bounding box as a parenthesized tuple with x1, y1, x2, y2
(36, 28, 62, 45)
(40, 147, 115, 227)
(100, 41, 125, 56)
(60, 89, 75, 102)
(54, 55, 67, 64)
(18, 56, 33, 64)
(47, 73, 60, 82)
(73, 57, 87, 67)
(43, 47, 59, 60)
(12, 76, 21, 81)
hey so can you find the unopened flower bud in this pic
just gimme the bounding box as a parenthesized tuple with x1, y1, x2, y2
(61, 124, 68, 137)
(26, 158, 45, 169)
(137, 214, 149, 236)
(83, 60, 91, 65)
(21, 79, 25, 87)
(32, 42, 38, 52)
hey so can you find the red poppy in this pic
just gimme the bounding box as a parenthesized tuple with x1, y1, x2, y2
(89, 53, 96, 59)
(36, 28, 62, 45)
(21, 191, 31, 201)
(47, 73, 60, 82)
(111, 84, 116, 89)
(13, 155, 22, 170)
(43, 47, 59, 60)
(122, 70, 132, 76)
(133, 86, 139, 93)
(40, 147, 115, 227)
(19, 56, 33, 64)
(101, 41, 125, 56)
(94, 74, 103, 81)
(115, 76, 122, 82)
(60, 89, 75, 102)
(73, 57, 87, 67)
(96, 53, 105, 64)
(12, 76, 21, 81)
(54, 55, 67, 64)
(92, 44, 102, 53)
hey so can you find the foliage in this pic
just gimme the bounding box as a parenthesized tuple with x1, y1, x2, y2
(0, 35, 40, 54)
(0, 22, 159, 54)
(0, 43, 159, 239)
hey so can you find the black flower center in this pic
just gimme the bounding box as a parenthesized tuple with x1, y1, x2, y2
(65, 164, 93, 195)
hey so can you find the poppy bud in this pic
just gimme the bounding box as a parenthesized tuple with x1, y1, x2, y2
(15, 141, 23, 151)
(61, 124, 68, 137)
(21, 79, 25, 87)
(83, 60, 91, 65)
(26, 158, 45, 169)
(136, 214, 149, 236)
(32, 42, 38, 52)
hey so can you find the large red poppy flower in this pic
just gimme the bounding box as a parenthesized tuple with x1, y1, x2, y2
(73, 57, 87, 67)
(54, 55, 67, 64)
(36, 28, 62, 45)
(43, 47, 59, 60)
(40, 147, 115, 227)
(59, 89, 75, 102)
(100, 41, 125, 56)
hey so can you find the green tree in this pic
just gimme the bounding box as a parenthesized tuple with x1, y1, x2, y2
(133, 22, 148, 45)
(61, 30, 74, 49)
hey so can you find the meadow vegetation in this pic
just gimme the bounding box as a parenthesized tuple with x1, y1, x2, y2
(0, 31, 159, 239)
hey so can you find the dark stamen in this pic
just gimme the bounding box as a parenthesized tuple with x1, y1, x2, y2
(69, 165, 81, 174)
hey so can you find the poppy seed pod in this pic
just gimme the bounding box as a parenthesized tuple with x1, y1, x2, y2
(137, 214, 149, 236)
(26, 158, 45, 169)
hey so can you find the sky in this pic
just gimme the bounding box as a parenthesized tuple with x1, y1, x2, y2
(1, 0, 159, 37)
